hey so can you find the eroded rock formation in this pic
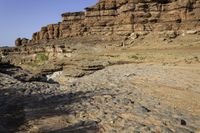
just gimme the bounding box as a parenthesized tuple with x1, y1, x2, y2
(16, 0, 200, 46)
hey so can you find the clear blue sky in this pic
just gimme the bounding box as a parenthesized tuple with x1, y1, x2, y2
(0, 0, 97, 46)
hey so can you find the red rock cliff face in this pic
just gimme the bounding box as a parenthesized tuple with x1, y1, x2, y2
(16, 0, 200, 46)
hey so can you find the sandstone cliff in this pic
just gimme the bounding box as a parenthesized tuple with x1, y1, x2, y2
(16, 0, 200, 46)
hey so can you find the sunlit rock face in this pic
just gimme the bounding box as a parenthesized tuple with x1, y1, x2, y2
(16, 0, 200, 46)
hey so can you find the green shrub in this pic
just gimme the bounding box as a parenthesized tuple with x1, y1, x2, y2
(129, 55, 139, 60)
(36, 53, 48, 62)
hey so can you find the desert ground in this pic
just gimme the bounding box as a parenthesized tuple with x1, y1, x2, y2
(0, 32, 200, 133)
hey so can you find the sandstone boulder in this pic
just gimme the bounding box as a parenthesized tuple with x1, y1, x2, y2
(15, 38, 22, 46)
(21, 38, 29, 46)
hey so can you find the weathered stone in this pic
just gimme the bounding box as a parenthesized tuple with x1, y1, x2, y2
(16, 0, 200, 45)
(21, 38, 29, 46)
(159, 30, 178, 40)
(186, 30, 198, 34)
(15, 38, 22, 46)
(62, 12, 85, 22)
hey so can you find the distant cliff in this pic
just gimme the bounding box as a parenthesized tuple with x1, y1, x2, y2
(16, 0, 200, 46)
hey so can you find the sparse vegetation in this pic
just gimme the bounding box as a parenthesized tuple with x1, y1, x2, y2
(129, 55, 139, 60)
(128, 54, 146, 61)
(36, 53, 48, 62)
(26, 53, 49, 68)
(194, 56, 199, 62)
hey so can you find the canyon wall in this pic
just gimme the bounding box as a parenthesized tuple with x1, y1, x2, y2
(16, 0, 200, 46)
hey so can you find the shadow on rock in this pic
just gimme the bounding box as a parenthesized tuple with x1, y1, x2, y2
(48, 120, 99, 133)
(0, 82, 103, 132)
(0, 63, 59, 84)
(0, 88, 25, 133)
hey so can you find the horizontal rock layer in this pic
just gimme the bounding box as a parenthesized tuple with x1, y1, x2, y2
(16, 0, 200, 46)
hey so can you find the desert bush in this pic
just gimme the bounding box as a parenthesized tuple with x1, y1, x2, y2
(36, 53, 48, 62)
(129, 55, 139, 60)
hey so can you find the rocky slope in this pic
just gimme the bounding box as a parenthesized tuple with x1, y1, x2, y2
(16, 0, 200, 46)
(0, 63, 200, 133)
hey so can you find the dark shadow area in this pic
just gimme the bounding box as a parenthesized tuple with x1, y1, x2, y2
(0, 82, 107, 132)
(0, 88, 25, 133)
(186, 1, 194, 12)
(49, 121, 99, 133)
(23, 88, 113, 122)
(0, 63, 59, 84)
(0, 63, 24, 76)
(156, 0, 172, 4)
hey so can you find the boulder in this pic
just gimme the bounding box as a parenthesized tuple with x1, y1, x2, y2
(21, 38, 29, 46)
(15, 38, 22, 46)
(159, 30, 178, 42)
(186, 30, 198, 34)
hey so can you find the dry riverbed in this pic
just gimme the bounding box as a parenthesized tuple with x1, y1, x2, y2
(0, 62, 200, 133)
